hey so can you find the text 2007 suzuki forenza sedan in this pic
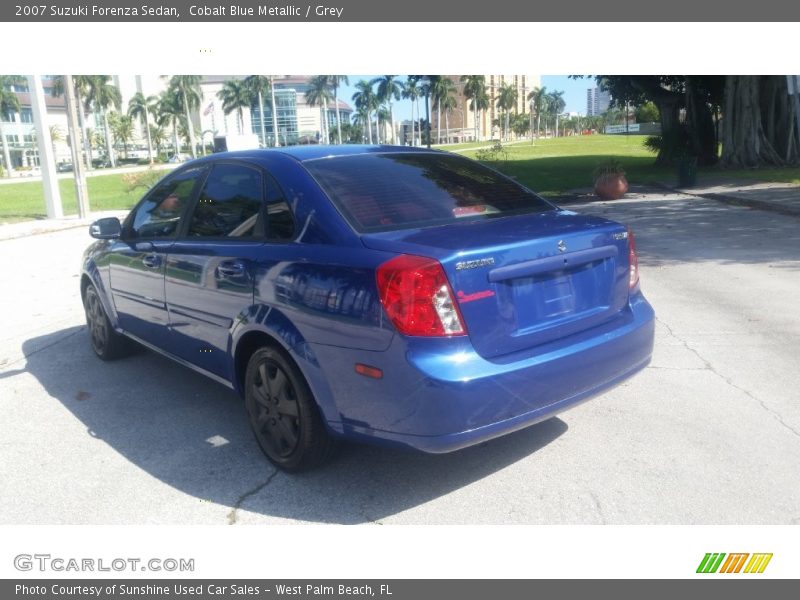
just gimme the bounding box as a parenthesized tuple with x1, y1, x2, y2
(81, 146, 655, 471)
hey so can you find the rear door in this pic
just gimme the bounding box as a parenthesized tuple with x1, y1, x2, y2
(164, 161, 266, 379)
(109, 166, 206, 345)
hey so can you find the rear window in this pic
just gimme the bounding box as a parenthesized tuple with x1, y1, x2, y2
(304, 152, 554, 233)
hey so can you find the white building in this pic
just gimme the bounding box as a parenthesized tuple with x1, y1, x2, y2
(586, 87, 611, 116)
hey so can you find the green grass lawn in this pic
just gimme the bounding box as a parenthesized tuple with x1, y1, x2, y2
(461, 135, 800, 196)
(3, 137, 800, 223)
(0, 171, 170, 223)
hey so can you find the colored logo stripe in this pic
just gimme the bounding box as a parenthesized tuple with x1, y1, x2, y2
(697, 553, 726, 573)
(744, 553, 773, 573)
(697, 553, 772, 574)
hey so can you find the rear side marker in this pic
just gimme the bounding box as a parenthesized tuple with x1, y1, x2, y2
(355, 363, 383, 379)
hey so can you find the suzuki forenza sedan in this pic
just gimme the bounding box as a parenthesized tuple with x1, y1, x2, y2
(81, 146, 655, 471)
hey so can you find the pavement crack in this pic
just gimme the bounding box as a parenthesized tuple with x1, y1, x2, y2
(657, 317, 800, 441)
(588, 491, 608, 525)
(227, 469, 279, 525)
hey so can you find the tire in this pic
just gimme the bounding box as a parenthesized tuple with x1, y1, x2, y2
(83, 284, 131, 360)
(244, 346, 336, 472)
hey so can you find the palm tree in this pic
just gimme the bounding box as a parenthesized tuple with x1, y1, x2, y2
(243, 75, 272, 148)
(430, 76, 455, 144)
(461, 75, 487, 142)
(370, 76, 402, 145)
(109, 113, 134, 158)
(528, 86, 548, 139)
(166, 76, 202, 158)
(442, 94, 458, 144)
(128, 92, 157, 164)
(156, 89, 184, 157)
(306, 76, 333, 144)
(402, 77, 421, 146)
(548, 90, 566, 138)
(51, 75, 95, 169)
(496, 81, 518, 141)
(149, 124, 166, 157)
(49, 125, 63, 162)
(85, 75, 121, 167)
(217, 79, 249, 135)
(351, 80, 378, 144)
(329, 76, 349, 144)
(0, 76, 23, 177)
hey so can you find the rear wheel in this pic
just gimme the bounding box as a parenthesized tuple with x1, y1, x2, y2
(244, 346, 335, 471)
(83, 284, 130, 360)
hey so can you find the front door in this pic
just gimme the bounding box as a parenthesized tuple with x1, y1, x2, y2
(109, 166, 206, 346)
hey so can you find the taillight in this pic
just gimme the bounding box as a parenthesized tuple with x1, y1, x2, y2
(376, 254, 466, 337)
(628, 227, 639, 289)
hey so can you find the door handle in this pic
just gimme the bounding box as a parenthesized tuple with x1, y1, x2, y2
(142, 254, 161, 268)
(217, 260, 246, 278)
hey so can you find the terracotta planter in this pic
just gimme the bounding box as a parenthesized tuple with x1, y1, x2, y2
(594, 174, 629, 200)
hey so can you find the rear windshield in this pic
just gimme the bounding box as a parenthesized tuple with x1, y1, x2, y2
(304, 152, 554, 233)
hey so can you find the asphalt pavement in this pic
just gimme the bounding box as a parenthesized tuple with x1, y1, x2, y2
(1, 188, 798, 524)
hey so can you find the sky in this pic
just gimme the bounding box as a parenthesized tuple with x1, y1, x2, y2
(337, 75, 598, 121)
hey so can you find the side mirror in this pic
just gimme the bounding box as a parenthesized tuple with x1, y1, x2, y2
(89, 217, 122, 240)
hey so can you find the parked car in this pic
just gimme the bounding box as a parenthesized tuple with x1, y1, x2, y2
(81, 145, 655, 471)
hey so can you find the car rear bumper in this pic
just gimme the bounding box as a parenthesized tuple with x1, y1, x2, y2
(311, 292, 655, 453)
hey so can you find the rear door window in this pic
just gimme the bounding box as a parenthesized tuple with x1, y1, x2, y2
(304, 152, 554, 233)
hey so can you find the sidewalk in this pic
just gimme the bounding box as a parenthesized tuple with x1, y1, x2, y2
(555, 179, 800, 218)
(0, 210, 128, 242)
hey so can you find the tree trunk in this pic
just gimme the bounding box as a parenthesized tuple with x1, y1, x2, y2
(437, 100, 441, 144)
(721, 75, 784, 168)
(270, 76, 279, 147)
(389, 100, 395, 145)
(143, 116, 153, 164)
(653, 95, 681, 166)
(760, 76, 798, 164)
(75, 90, 92, 170)
(445, 110, 449, 144)
(102, 110, 115, 167)
(334, 85, 342, 145)
(183, 90, 197, 159)
(0, 120, 14, 176)
(258, 91, 266, 148)
(685, 76, 718, 166)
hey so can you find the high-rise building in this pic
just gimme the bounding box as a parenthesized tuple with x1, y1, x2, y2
(586, 87, 611, 116)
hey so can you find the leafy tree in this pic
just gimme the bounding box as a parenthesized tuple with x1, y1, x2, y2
(167, 76, 202, 158)
(217, 79, 249, 135)
(371, 76, 402, 144)
(402, 77, 422, 146)
(635, 101, 660, 123)
(527, 86, 548, 138)
(0, 76, 23, 176)
(329, 76, 349, 145)
(128, 92, 158, 164)
(496, 81, 518, 141)
(108, 112, 134, 158)
(243, 75, 272, 148)
(155, 89, 185, 156)
(548, 90, 566, 138)
(430, 76, 456, 144)
(461, 75, 488, 142)
(306, 75, 333, 144)
(351, 80, 378, 144)
(85, 75, 121, 167)
(149, 124, 166, 158)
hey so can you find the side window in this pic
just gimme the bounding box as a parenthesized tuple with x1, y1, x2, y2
(264, 175, 295, 241)
(187, 163, 262, 238)
(129, 167, 204, 239)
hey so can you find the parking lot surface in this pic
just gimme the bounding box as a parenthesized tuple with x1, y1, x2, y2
(1, 191, 798, 524)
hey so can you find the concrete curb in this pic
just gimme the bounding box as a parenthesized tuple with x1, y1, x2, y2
(651, 181, 800, 218)
(0, 211, 128, 242)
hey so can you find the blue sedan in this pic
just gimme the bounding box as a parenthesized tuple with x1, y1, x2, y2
(81, 145, 655, 471)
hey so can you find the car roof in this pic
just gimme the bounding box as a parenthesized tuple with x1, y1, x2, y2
(201, 144, 443, 164)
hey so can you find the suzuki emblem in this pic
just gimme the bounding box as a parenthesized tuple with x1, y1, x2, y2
(557, 240, 567, 253)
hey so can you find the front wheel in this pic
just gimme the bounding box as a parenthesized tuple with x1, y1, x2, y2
(83, 284, 131, 360)
(244, 346, 336, 471)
